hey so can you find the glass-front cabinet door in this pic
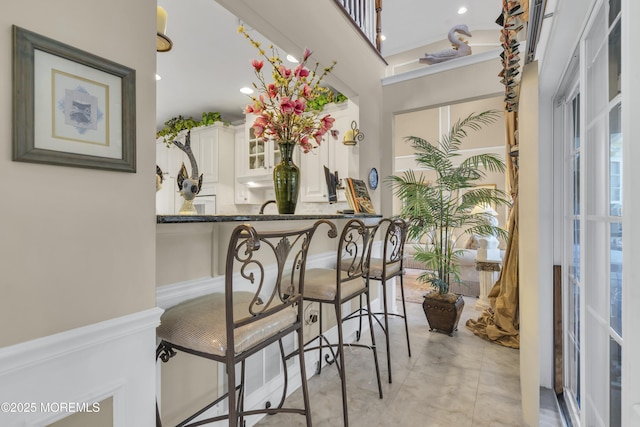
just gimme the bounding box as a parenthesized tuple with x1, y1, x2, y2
(247, 127, 266, 173)
(243, 118, 281, 178)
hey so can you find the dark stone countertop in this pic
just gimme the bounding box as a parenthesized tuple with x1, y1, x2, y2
(157, 213, 382, 224)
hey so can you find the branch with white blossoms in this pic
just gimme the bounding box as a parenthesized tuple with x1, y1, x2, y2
(238, 25, 336, 153)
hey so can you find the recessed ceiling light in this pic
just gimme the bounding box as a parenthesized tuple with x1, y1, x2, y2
(240, 87, 254, 94)
(286, 54, 299, 63)
(458, 7, 468, 14)
(380, 34, 387, 41)
(155, 74, 162, 81)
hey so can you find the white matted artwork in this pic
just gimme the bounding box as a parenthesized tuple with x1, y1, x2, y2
(13, 25, 136, 172)
(34, 50, 122, 159)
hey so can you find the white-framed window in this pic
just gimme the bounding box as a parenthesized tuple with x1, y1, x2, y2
(558, 1, 623, 425)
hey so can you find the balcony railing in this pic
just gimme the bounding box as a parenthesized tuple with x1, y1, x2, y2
(335, 0, 383, 53)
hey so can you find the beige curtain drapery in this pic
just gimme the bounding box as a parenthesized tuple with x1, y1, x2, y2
(466, 111, 520, 349)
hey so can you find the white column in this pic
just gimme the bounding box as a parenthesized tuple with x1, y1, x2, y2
(475, 233, 502, 310)
(476, 264, 501, 310)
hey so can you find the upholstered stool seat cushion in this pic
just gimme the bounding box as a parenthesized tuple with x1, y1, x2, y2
(338, 259, 364, 276)
(366, 257, 401, 278)
(338, 257, 401, 279)
(303, 268, 366, 301)
(157, 292, 297, 357)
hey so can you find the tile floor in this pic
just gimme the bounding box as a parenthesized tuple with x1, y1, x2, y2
(255, 297, 536, 427)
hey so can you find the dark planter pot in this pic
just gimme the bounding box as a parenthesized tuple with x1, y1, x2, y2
(422, 292, 465, 336)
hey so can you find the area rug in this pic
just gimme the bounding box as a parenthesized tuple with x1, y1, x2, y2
(397, 268, 433, 304)
(397, 269, 480, 304)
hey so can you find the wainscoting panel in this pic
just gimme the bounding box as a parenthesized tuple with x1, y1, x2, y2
(0, 308, 162, 426)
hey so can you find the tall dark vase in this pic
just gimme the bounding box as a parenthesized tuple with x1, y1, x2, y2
(273, 142, 300, 214)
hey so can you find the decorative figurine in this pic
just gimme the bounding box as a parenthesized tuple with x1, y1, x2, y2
(419, 24, 473, 65)
(172, 131, 203, 215)
(156, 165, 164, 192)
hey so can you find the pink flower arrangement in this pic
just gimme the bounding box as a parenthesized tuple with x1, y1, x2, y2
(239, 26, 337, 153)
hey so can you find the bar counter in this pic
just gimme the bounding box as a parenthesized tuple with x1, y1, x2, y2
(157, 213, 382, 224)
(156, 213, 382, 287)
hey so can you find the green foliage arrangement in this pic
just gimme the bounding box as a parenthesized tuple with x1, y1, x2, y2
(306, 91, 348, 113)
(156, 111, 226, 146)
(388, 110, 510, 295)
(239, 25, 338, 153)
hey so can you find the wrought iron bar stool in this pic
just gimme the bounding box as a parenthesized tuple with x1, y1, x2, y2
(343, 217, 411, 384)
(297, 218, 383, 427)
(155, 220, 336, 427)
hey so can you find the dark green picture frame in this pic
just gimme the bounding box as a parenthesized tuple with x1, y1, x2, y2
(12, 25, 136, 172)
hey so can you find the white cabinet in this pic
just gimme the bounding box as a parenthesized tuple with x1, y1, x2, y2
(298, 134, 331, 203)
(236, 114, 282, 182)
(234, 127, 263, 204)
(246, 128, 281, 176)
(192, 126, 221, 185)
(235, 115, 296, 205)
(156, 123, 235, 214)
(299, 100, 359, 203)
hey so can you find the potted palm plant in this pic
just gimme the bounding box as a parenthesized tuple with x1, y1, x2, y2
(389, 110, 509, 335)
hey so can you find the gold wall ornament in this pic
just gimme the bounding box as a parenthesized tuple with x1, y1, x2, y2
(342, 121, 364, 146)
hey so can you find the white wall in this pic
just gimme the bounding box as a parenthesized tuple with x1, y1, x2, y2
(1, 0, 157, 346)
(384, 29, 501, 76)
(392, 97, 508, 229)
(0, 1, 159, 425)
(382, 52, 503, 219)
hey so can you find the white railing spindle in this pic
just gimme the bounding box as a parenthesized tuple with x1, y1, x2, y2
(337, 0, 378, 50)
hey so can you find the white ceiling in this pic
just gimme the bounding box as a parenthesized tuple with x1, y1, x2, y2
(156, 0, 503, 129)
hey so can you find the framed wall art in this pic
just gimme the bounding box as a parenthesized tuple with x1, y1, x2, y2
(12, 25, 136, 172)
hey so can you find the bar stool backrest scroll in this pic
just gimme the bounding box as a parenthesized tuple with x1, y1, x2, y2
(365, 217, 407, 281)
(336, 219, 370, 298)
